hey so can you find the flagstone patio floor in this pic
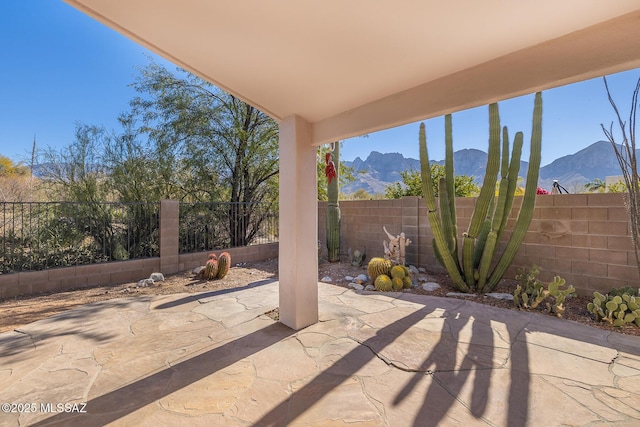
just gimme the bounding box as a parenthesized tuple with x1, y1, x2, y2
(2, 280, 640, 426)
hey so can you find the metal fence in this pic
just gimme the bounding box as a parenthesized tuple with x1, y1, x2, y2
(0, 202, 160, 273)
(179, 202, 278, 253)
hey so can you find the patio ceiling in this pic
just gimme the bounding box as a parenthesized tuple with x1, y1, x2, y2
(64, 0, 640, 145)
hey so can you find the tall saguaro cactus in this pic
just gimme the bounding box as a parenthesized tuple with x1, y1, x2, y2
(420, 92, 543, 293)
(326, 142, 341, 262)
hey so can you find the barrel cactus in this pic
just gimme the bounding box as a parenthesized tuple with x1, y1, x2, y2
(216, 252, 231, 279)
(420, 92, 543, 293)
(392, 277, 403, 290)
(203, 258, 219, 280)
(368, 257, 392, 283)
(402, 276, 413, 289)
(375, 274, 393, 292)
(390, 265, 406, 280)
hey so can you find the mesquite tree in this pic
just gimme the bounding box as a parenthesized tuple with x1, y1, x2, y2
(601, 75, 640, 280)
(129, 60, 279, 247)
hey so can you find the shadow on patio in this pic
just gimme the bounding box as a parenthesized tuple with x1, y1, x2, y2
(2, 282, 639, 426)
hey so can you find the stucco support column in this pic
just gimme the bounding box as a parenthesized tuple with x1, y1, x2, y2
(278, 114, 318, 329)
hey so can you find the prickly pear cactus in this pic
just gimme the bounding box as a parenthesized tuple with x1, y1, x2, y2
(368, 257, 392, 283)
(587, 289, 640, 327)
(513, 266, 575, 317)
(375, 274, 393, 292)
(216, 252, 231, 279)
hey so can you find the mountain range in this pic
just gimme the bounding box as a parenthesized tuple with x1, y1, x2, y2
(343, 140, 625, 194)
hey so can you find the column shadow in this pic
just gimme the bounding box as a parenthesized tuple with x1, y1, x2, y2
(30, 322, 295, 427)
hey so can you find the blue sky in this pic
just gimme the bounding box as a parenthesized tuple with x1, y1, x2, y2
(1, 1, 639, 167)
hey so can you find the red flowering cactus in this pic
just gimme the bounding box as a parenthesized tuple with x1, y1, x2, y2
(536, 187, 549, 195)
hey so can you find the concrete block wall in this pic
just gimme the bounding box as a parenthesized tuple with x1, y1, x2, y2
(178, 243, 278, 272)
(0, 199, 279, 300)
(0, 258, 161, 300)
(319, 193, 639, 295)
(0, 243, 279, 300)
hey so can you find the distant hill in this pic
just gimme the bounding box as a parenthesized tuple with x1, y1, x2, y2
(343, 141, 627, 195)
(538, 140, 628, 190)
(31, 162, 111, 180)
(345, 152, 420, 194)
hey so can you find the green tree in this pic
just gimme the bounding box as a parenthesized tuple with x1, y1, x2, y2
(385, 165, 479, 199)
(606, 180, 627, 193)
(38, 124, 124, 259)
(0, 156, 29, 176)
(39, 124, 111, 203)
(0, 155, 39, 202)
(128, 60, 279, 246)
(584, 178, 606, 193)
(102, 112, 187, 202)
(345, 188, 375, 200)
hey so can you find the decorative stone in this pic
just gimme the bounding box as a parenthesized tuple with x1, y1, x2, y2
(137, 279, 154, 287)
(409, 265, 419, 275)
(348, 283, 364, 291)
(321, 276, 332, 283)
(417, 274, 429, 282)
(355, 274, 368, 283)
(364, 284, 375, 291)
(150, 272, 165, 282)
(193, 266, 205, 276)
(345, 276, 354, 281)
(446, 292, 476, 298)
(418, 267, 426, 273)
(485, 293, 514, 301)
(422, 282, 441, 292)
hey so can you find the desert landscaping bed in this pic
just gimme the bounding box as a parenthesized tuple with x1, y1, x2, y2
(1, 258, 639, 337)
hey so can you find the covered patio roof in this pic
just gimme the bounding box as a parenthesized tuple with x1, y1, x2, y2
(64, 0, 640, 144)
(64, 0, 640, 329)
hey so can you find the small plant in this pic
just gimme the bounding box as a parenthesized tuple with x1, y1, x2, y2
(513, 265, 576, 317)
(587, 288, 640, 327)
(348, 247, 366, 267)
(375, 274, 393, 292)
(368, 257, 414, 291)
(368, 257, 392, 283)
(202, 257, 219, 280)
(216, 252, 231, 279)
(390, 265, 406, 279)
(199, 251, 231, 280)
(402, 276, 413, 289)
(392, 277, 404, 290)
(607, 286, 640, 298)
